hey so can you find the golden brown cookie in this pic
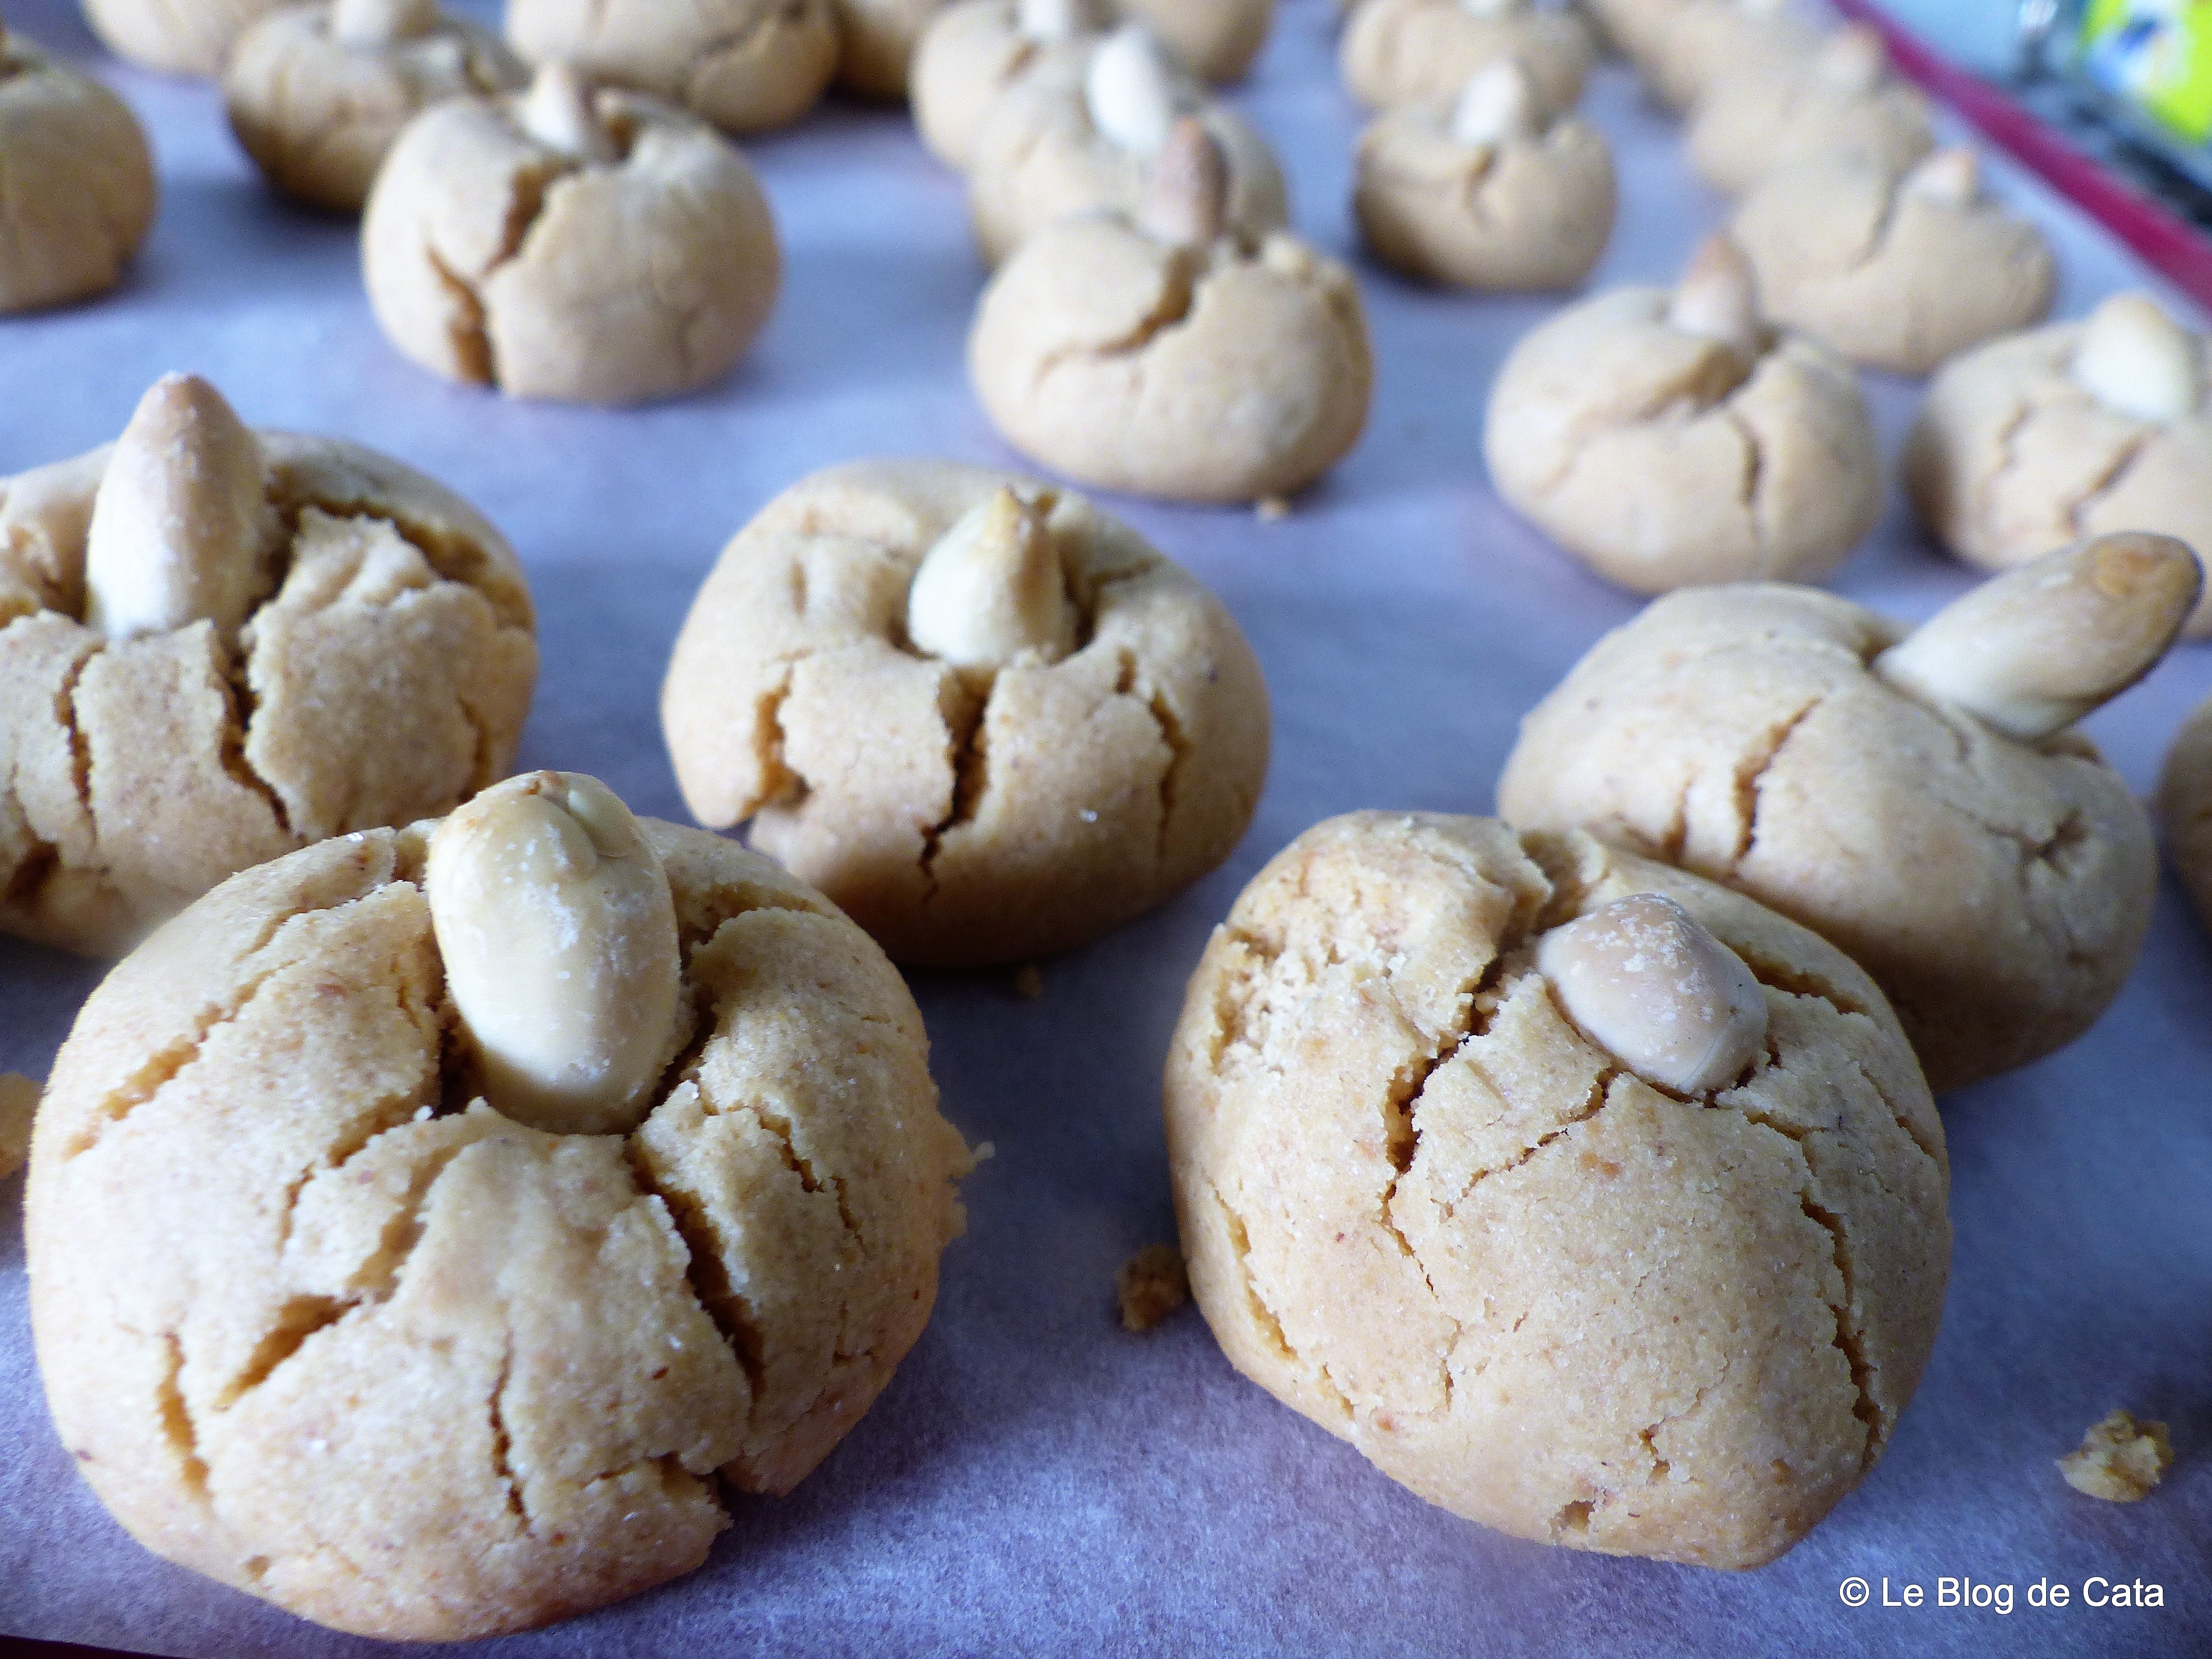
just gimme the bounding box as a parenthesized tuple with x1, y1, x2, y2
(83, 0, 289, 76)
(1165, 813, 1948, 1568)
(0, 373, 538, 957)
(1498, 535, 2198, 1091)
(1686, 25, 1933, 197)
(661, 460, 1271, 967)
(28, 773, 974, 1641)
(505, 0, 839, 134)
(1341, 0, 1594, 114)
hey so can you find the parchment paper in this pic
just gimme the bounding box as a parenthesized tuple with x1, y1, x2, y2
(2, 3, 2208, 1653)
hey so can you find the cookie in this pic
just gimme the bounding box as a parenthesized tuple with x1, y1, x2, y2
(912, 0, 1106, 172)
(223, 0, 528, 214)
(0, 1072, 34, 1180)
(1165, 813, 1948, 1568)
(1484, 233, 1880, 592)
(833, 0, 953, 98)
(1731, 148, 2056, 377)
(0, 23, 156, 314)
(1120, 0, 1272, 83)
(1353, 59, 1616, 292)
(1498, 534, 2197, 1091)
(1341, 0, 1594, 114)
(0, 374, 537, 957)
(27, 772, 974, 1640)
(661, 460, 1271, 967)
(362, 64, 781, 404)
(505, 0, 839, 134)
(971, 121, 1369, 502)
(1905, 293, 2212, 635)
(966, 24, 1288, 265)
(1686, 25, 1933, 197)
(2157, 691, 2212, 931)
(82, 0, 289, 76)
(1632, 0, 1815, 114)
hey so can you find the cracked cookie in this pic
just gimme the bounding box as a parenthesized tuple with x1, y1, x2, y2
(913, 0, 1107, 172)
(1498, 533, 2197, 1090)
(82, 0, 289, 76)
(2157, 691, 2212, 932)
(1120, 0, 1272, 84)
(0, 21, 156, 314)
(1687, 25, 1933, 197)
(1484, 233, 1880, 592)
(0, 373, 536, 957)
(1731, 148, 2056, 377)
(1906, 293, 2212, 636)
(832, 0, 953, 98)
(506, 0, 838, 134)
(1341, 0, 1594, 115)
(27, 771, 974, 1640)
(970, 119, 1369, 502)
(362, 63, 781, 405)
(966, 24, 1287, 265)
(1353, 58, 1616, 293)
(1164, 812, 1948, 1569)
(660, 459, 1271, 967)
(223, 0, 527, 215)
(1632, 0, 1815, 114)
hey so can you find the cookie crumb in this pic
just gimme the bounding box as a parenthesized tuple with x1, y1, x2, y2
(2059, 1409, 2173, 1501)
(1012, 963, 1045, 1000)
(0, 1073, 40, 1180)
(1116, 1244, 1188, 1332)
(1255, 496, 1292, 522)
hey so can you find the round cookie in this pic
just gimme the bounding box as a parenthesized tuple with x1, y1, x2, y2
(1484, 233, 1880, 593)
(1353, 59, 1616, 292)
(1120, 0, 1271, 83)
(966, 25, 1288, 265)
(1497, 533, 2198, 1091)
(362, 64, 781, 404)
(1164, 812, 1948, 1569)
(1687, 25, 1933, 197)
(0, 373, 538, 958)
(505, 0, 838, 134)
(832, 0, 952, 98)
(662, 461, 1270, 967)
(1341, 0, 1595, 116)
(1731, 148, 2056, 377)
(1634, 0, 1815, 114)
(1577, 0, 1689, 64)
(2158, 694, 2212, 931)
(223, 0, 528, 214)
(82, 0, 289, 76)
(0, 22, 156, 313)
(28, 771, 974, 1640)
(912, 0, 1105, 172)
(1905, 293, 2212, 635)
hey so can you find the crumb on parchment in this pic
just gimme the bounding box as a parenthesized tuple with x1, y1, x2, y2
(1256, 497, 1291, 523)
(1012, 964, 1045, 1000)
(0, 1073, 39, 1180)
(1117, 1244, 1189, 1333)
(2059, 1410, 2173, 1502)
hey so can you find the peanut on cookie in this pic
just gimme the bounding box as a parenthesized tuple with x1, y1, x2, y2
(1499, 533, 2199, 1090)
(362, 63, 781, 404)
(1165, 813, 1948, 1569)
(661, 460, 1271, 967)
(27, 771, 974, 1640)
(505, 0, 838, 135)
(971, 120, 1369, 503)
(1340, 0, 1594, 116)
(1687, 25, 1933, 197)
(0, 20, 156, 314)
(913, 0, 1108, 172)
(223, 0, 527, 214)
(1484, 233, 1880, 592)
(1354, 58, 1616, 293)
(82, 0, 288, 76)
(0, 373, 537, 956)
(1906, 293, 2212, 634)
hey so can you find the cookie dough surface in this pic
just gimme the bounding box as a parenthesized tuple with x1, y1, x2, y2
(0, 29, 158, 313)
(1686, 32, 1933, 196)
(27, 818, 973, 1640)
(1165, 815, 1947, 1569)
(1341, 0, 1594, 114)
(505, 0, 839, 133)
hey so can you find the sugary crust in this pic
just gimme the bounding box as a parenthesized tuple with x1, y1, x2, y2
(1340, 0, 1593, 114)
(223, 5, 528, 213)
(661, 459, 1271, 967)
(506, 0, 839, 134)
(1483, 288, 1881, 592)
(832, 0, 952, 98)
(1121, 0, 1272, 84)
(2158, 693, 2212, 930)
(1687, 55, 1933, 196)
(912, 0, 1095, 171)
(1353, 102, 1616, 292)
(362, 87, 781, 404)
(969, 219, 1373, 503)
(1904, 321, 2212, 636)
(27, 820, 971, 1641)
(1496, 585, 2158, 1090)
(83, 0, 290, 76)
(0, 37, 158, 314)
(1164, 813, 1948, 1569)
(0, 432, 538, 956)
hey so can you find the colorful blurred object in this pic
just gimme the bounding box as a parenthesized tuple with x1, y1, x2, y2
(2080, 0, 2212, 142)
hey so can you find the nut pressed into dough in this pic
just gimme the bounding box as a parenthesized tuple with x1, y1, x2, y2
(662, 460, 1271, 967)
(1484, 233, 1880, 592)
(505, 0, 839, 134)
(0, 24, 156, 314)
(1354, 59, 1616, 292)
(912, 0, 1106, 171)
(82, 0, 290, 76)
(1164, 813, 1948, 1569)
(1497, 535, 2197, 1091)
(2058, 1410, 2173, 1503)
(1731, 148, 2056, 377)
(28, 784, 974, 1640)
(0, 373, 538, 957)
(832, 0, 953, 98)
(1341, 0, 1595, 116)
(1687, 25, 1933, 197)
(2158, 692, 2212, 930)
(223, 0, 528, 214)
(362, 64, 781, 405)
(1906, 293, 2212, 635)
